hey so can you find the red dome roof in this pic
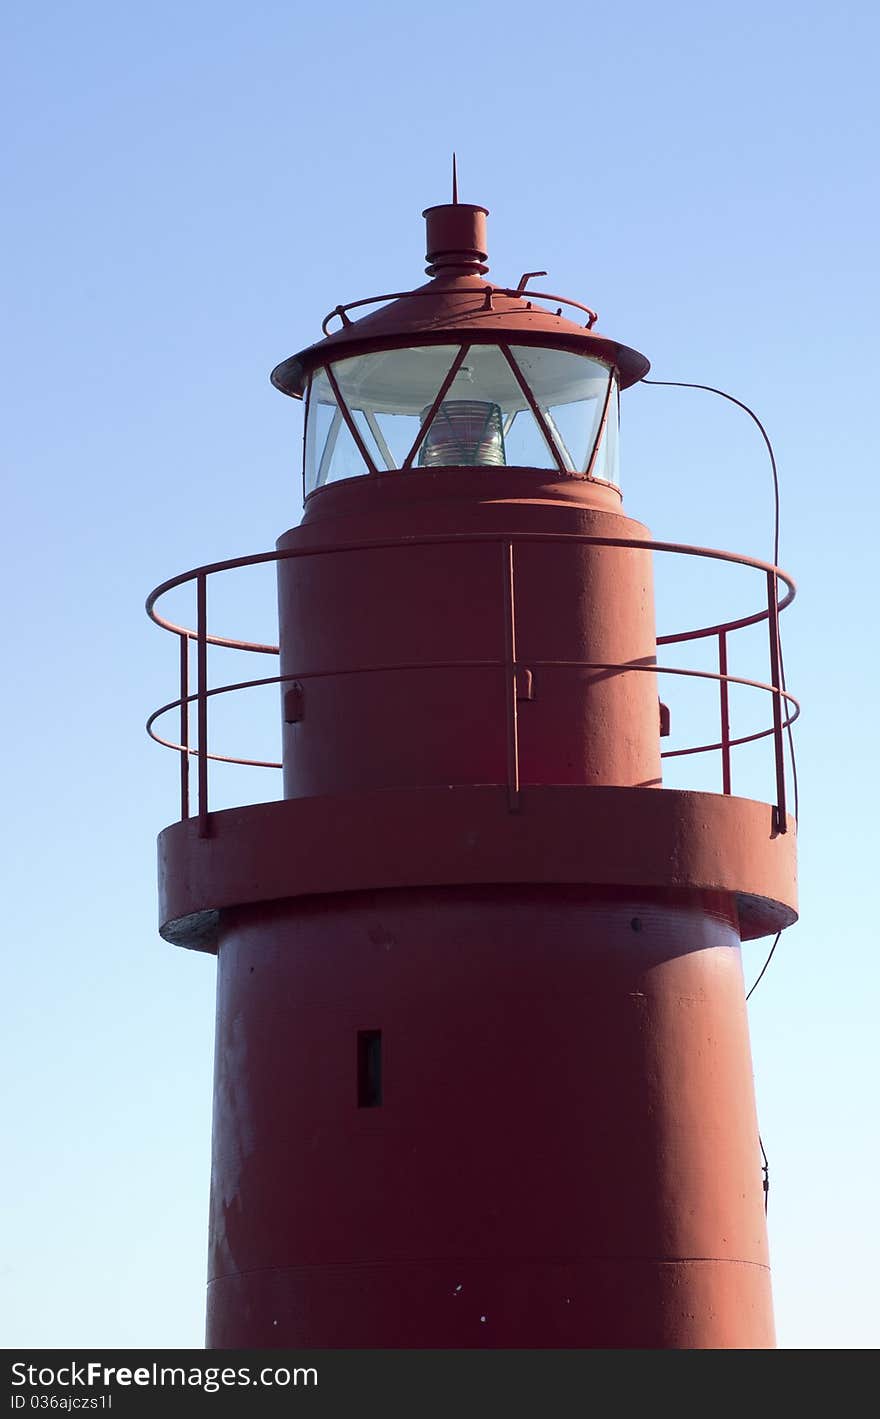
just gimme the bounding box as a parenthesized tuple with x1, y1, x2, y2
(271, 201, 650, 398)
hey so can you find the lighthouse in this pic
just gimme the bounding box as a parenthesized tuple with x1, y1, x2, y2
(148, 187, 798, 1349)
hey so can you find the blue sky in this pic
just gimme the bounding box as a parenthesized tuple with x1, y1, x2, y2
(1, 0, 877, 1349)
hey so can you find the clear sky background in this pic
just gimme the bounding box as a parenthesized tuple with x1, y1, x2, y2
(2, 0, 877, 1350)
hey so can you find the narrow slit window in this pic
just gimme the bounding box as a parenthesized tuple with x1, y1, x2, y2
(357, 1029, 383, 1108)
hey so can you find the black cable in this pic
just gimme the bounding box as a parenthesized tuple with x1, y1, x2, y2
(640, 378, 781, 567)
(759, 1133, 770, 1216)
(640, 377, 800, 992)
(746, 931, 780, 1002)
(640, 378, 789, 1221)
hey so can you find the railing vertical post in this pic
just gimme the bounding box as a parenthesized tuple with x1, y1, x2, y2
(766, 568, 787, 833)
(718, 629, 732, 796)
(197, 573, 209, 837)
(179, 632, 190, 821)
(502, 541, 520, 812)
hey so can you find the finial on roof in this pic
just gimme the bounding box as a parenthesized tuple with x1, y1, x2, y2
(423, 164, 489, 276)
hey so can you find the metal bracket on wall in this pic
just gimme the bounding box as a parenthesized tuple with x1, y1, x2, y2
(516, 666, 535, 702)
(284, 683, 305, 723)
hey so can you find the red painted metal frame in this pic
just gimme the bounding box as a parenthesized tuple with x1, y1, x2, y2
(499, 345, 569, 476)
(147, 534, 798, 830)
(766, 568, 786, 830)
(196, 574, 209, 839)
(179, 633, 190, 821)
(583, 372, 615, 481)
(718, 630, 732, 796)
(502, 542, 520, 812)
(300, 373, 313, 505)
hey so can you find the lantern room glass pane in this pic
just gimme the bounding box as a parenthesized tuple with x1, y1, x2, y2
(508, 346, 616, 476)
(304, 370, 374, 491)
(589, 380, 620, 486)
(331, 345, 463, 416)
(303, 374, 343, 489)
(499, 408, 557, 467)
(371, 410, 426, 467)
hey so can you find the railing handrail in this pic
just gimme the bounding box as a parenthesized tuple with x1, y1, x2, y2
(317, 285, 600, 337)
(147, 663, 800, 768)
(146, 531, 796, 652)
(146, 530, 797, 836)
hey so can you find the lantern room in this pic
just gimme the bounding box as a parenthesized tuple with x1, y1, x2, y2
(300, 343, 621, 491)
(270, 197, 649, 500)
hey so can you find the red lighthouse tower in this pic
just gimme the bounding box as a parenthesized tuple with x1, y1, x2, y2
(149, 190, 798, 1349)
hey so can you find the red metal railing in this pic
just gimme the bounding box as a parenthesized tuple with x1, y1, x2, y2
(146, 533, 799, 837)
(319, 281, 600, 337)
